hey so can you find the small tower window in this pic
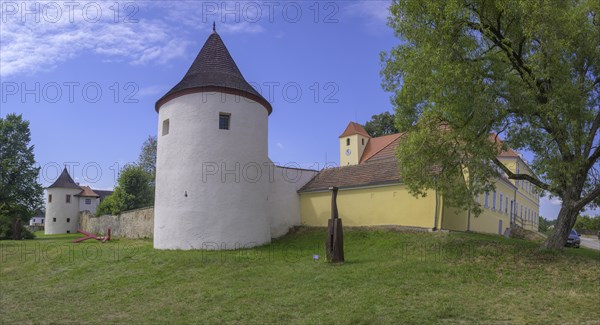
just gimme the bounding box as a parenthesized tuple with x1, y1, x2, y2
(346, 138, 350, 146)
(85, 198, 91, 205)
(162, 119, 170, 136)
(362, 138, 365, 145)
(48, 194, 52, 203)
(219, 113, 231, 130)
(53, 218, 56, 222)
(66, 195, 71, 203)
(66, 218, 70, 223)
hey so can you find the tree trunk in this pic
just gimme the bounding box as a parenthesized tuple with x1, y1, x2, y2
(542, 203, 578, 250)
(11, 218, 22, 240)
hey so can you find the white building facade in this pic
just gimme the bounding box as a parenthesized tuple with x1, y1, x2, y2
(45, 168, 112, 234)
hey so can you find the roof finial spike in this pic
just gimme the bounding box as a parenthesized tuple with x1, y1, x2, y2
(212, 21, 216, 33)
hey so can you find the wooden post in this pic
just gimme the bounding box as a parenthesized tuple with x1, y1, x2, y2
(326, 187, 344, 263)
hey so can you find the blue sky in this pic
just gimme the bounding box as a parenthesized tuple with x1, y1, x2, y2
(0, 0, 579, 219)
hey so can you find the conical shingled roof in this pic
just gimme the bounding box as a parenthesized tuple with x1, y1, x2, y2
(155, 30, 272, 114)
(48, 168, 81, 189)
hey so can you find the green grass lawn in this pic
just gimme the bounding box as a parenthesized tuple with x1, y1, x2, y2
(1, 228, 599, 324)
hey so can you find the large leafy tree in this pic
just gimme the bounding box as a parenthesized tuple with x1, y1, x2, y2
(0, 114, 43, 239)
(365, 112, 399, 137)
(381, 0, 599, 249)
(96, 164, 154, 216)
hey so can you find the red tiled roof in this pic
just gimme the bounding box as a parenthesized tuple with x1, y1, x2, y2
(489, 133, 521, 158)
(360, 133, 404, 163)
(299, 159, 401, 192)
(76, 186, 99, 198)
(339, 122, 370, 138)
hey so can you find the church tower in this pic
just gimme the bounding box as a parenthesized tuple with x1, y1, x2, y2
(153, 26, 273, 250)
(339, 122, 370, 166)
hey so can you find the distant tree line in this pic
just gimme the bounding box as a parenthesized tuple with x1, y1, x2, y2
(574, 215, 600, 231)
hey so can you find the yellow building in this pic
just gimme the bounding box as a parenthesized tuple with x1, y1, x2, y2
(299, 122, 539, 235)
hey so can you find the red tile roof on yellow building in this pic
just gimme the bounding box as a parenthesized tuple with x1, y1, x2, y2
(300, 122, 527, 192)
(339, 122, 370, 138)
(360, 133, 404, 163)
(300, 158, 401, 192)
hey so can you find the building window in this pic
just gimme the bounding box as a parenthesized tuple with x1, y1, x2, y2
(85, 198, 91, 205)
(66, 195, 71, 203)
(66, 230, 70, 234)
(499, 193, 503, 211)
(53, 218, 56, 222)
(492, 191, 496, 210)
(48, 194, 52, 203)
(505, 197, 508, 214)
(361, 138, 365, 145)
(41, 219, 44, 224)
(484, 192, 489, 208)
(162, 119, 170, 136)
(66, 218, 70, 223)
(346, 138, 350, 146)
(219, 113, 230, 130)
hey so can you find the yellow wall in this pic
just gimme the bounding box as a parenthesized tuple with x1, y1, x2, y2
(498, 157, 540, 232)
(300, 185, 438, 228)
(339, 134, 369, 166)
(471, 178, 515, 235)
(441, 177, 516, 235)
(441, 206, 468, 231)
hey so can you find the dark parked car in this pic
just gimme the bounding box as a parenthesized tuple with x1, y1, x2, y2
(566, 229, 581, 248)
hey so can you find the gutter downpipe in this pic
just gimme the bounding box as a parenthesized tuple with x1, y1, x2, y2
(433, 190, 439, 231)
(467, 206, 471, 232)
(512, 187, 517, 226)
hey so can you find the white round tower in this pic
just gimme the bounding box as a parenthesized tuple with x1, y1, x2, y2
(153, 27, 273, 250)
(45, 168, 82, 234)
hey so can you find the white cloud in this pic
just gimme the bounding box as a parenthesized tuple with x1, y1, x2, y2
(276, 142, 284, 149)
(344, 0, 391, 25)
(138, 85, 167, 98)
(0, 1, 263, 78)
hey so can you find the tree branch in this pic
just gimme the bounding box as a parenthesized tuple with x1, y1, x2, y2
(492, 157, 556, 194)
(574, 183, 600, 211)
(584, 109, 600, 158)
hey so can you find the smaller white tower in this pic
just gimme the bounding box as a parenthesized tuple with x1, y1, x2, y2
(45, 168, 81, 234)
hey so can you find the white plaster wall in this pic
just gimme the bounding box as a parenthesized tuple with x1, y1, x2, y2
(79, 197, 99, 213)
(154, 92, 271, 250)
(29, 217, 44, 226)
(45, 188, 82, 234)
(268, 166, 318, 238)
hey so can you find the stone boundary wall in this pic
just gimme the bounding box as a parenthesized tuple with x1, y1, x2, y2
(80, 207, 154, 239)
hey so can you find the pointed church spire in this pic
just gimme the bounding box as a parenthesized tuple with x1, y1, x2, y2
(155, 27, 272, 114)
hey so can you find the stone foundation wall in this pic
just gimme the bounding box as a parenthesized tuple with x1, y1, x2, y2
(80, 207, 154, 239)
